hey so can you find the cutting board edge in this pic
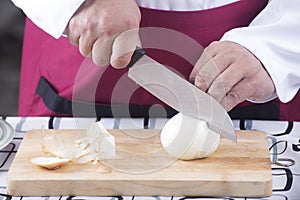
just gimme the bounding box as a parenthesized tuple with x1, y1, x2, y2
(7, 178, 273, 197)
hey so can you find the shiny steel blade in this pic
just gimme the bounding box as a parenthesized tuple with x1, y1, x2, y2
(128, 50, 236, 142)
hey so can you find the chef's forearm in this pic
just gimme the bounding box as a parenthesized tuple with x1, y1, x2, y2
(221, 0, 300, 103)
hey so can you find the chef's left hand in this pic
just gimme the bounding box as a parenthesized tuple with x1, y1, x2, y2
(189, 41, 275, 111)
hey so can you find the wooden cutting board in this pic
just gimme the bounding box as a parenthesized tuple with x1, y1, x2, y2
(7, 129, 272, 197)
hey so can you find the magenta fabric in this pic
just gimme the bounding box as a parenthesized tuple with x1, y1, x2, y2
(19, 0, 292, 119)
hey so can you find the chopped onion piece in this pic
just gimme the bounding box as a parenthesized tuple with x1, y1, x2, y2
(38, 121, 116, 167)
(31, 157, 70, 170)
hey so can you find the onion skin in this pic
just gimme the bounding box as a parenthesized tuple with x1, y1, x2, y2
(36, 121, 116, 169)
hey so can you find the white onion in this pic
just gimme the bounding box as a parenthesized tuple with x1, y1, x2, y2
(161, 113, 220, 160)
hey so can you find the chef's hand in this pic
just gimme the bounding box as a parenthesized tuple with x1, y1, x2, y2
(189, 41, 275, 111)
(66, 0, 141, 68)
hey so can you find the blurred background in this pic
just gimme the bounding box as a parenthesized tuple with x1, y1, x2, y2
(0, 0, 25, 116)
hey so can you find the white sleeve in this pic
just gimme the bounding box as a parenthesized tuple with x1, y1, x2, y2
(11, 0, 85, 39)
(221, 0, 300, 103)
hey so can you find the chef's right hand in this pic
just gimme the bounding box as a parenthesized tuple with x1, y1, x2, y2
(66, 0, 141, 68)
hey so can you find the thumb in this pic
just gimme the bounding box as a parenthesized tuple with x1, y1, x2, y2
(110, 28, 142, 69)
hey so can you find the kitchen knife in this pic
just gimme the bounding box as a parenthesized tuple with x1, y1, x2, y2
(127, 48, 236, 142)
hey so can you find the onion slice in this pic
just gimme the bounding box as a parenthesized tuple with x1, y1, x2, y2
(31, 157, 71, 170)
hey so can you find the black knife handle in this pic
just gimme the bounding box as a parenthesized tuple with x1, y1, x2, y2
(127, 47, 146, 68)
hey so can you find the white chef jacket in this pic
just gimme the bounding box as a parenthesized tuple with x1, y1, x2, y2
(11, 0, 300, 104)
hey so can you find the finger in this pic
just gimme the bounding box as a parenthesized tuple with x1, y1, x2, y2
(91, 36, 114, 67)
(189, 48, 215, 83)
(194, 54, 231, 92)
(111, 28, 141, 69)
(66, 28, 80, 47)
(78, 33, 98, 57)
(66, 18, 81, 47)
(220, 78, 254, 111)
(189, 41, 226, 83)
(207, 63, 244, 102)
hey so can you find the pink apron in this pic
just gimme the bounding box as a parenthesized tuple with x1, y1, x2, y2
(19, 0, 295, 121)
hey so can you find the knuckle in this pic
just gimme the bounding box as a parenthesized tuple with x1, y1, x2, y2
(195, 74, 209, 91)
(209, 41, 219, 47)
(206, 41, 220, 51)
(123, 16, 139, 29)
(215, 79, 230, 93)
(244, 77, 255, 88)
(226, 90, 242, 105)
(98, 13, 115, 36)
(85, 20, 98, 33)
(203, 47, 214, 58)
(197, 71, 213, 83)
(101, 13, 139, 37)
(208, 80, 228, 102)
(101, 26, 113, 37)
(225, 47, 237, 56)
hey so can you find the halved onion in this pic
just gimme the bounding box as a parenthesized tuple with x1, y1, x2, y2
(161, 113, 220, 160)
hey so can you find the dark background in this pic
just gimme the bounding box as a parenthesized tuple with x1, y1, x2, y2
(0, 0, 25, 116)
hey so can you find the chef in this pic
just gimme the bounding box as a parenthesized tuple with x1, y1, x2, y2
(11, 0, 300, 121)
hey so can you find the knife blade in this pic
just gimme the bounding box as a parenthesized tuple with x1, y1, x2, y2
(127, 48, 236, 142)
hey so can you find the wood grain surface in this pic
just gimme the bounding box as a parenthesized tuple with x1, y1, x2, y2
(7, 129, 272, 197)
